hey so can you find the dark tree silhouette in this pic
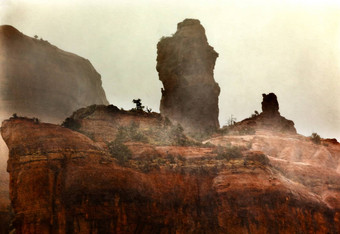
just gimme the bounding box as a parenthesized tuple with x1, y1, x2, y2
(133, 99, 144, 111)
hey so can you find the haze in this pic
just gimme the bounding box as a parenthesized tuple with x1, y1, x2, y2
(1, 0, 339, 140)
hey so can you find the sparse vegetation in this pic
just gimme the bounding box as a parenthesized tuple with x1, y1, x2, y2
(245, 153, 269, 166)
(251, 110, 259, 118)
(107, 140, 132, 165)
(146, 107, 152, 113)
(33, 117, 40, 124)
(310, 132, 321, 145)
(166, 154, 176, 164)
(132, 99, 144, 111)
(9, 114, 40, 124)
(62, 117, 81, 131)
(215, 145, 243, 160)
(115, 122, 149, 143)
(226, 115, 237, 126)
(238, 126, 255, 135)
(77, 105, 97, 119)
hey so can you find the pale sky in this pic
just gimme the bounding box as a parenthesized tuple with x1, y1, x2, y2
(1, 0, 340, 140)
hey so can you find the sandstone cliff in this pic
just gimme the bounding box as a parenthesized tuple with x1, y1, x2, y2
(0, 25, 109, 232)
(157, 19, 220, 135)
(0, 25, 109, 122)
(1, 106, 339, 233)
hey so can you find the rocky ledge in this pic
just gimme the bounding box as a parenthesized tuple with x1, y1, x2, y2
(1, 106, 339, 233)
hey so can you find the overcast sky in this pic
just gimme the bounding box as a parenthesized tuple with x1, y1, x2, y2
(1, 0, 339, 140)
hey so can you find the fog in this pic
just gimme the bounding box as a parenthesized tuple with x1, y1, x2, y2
(1, 0, 339, 140)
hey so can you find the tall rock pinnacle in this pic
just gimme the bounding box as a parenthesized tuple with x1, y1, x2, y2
(156, 19, 220, 134)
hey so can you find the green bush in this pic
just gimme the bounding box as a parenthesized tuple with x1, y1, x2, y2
(310, 132, 321, 145)
(166, 154, 176, 164)
(115, 122, 148, 143)
(107, 140, 132, 164)
(62, 117, 81, 131)
(177, 155, 186, 162)
(215, 145, 243, 160)
(245, 153, 269, 165)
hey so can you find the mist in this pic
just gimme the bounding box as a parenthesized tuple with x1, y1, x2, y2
(1, 0, 339, 140)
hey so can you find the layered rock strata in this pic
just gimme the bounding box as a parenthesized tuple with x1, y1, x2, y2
(157, 19, 220, 134)
(1, 106, 339, 233)
(0, 25, 109, 232)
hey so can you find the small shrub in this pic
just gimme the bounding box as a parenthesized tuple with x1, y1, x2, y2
(139, 163, 152, 173)
(132, 98, 144, 111)
(146, 107, 152, 113)
(177, 155, 186, 162)
(251, 110, 259, 118)
(166, 154, 176, 164)
(227, 146, 243, 159)
(310, 133, 321, 145)
(226, 115, 237, 126)
(215, 145, 243, 160)
(78, 105, 97, 119)
(245, 153, 269, 166)
(170, 124, 186, 145)
(217, 128, 229, 136)
(115, 122, 148, 143)
(107, 140, 132, 164)
(132, 132, 148, 142)
(62, 117, 81, 131)
(163, 117, 172, 127)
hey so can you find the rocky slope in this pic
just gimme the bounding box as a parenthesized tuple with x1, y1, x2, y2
(2, 106, 339, 233)
(0, 25, 109, 232)
(157, 19, 220, 135)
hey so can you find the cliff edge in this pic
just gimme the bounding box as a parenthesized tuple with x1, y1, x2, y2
(1, 106, 339, 233)
(0, 25, 109, 123)
(0, 25, 109, 232)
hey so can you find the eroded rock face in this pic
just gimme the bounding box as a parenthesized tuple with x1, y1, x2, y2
(157, 19, 220, 134)
(0, 25, 109, 123)
(1, 110, 339, 233)
(0, 25, 109, 232)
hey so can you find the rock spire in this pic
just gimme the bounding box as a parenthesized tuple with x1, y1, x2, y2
(156, 19, 220, 134)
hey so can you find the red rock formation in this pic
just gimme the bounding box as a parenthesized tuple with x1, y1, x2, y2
(157, 19, 220, 134)
(225, 93, 296, 134)
(1, 108, 339, 233)
(0, 25, 109, 232)
(0, 25, 108, 122)
(206, 130, 340, 210)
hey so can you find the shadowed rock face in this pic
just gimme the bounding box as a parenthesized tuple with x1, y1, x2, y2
(0, 25, 109, 123)
(1, 107, 339, 233)
(262, 93, 279, 116)
(0, 25, 109, 232)
(157, 19, 220, 134)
